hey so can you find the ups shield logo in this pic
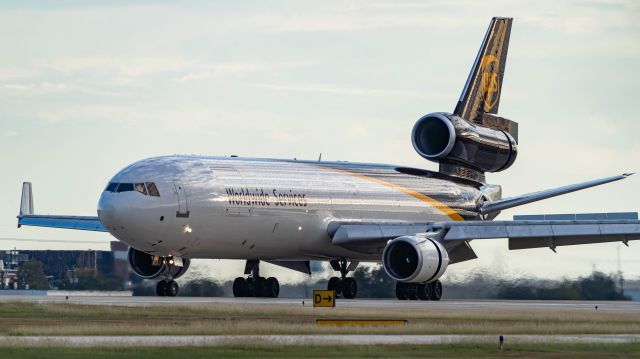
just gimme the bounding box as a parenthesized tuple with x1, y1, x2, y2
(479, 54, 500, 112)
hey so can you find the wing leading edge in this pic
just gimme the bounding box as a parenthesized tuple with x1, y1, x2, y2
(331, 212, 640, 253)
(17, 182, 106, 232)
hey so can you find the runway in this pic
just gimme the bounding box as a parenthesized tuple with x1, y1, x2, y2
(1, 295, 639, 311)
(1, 334, 639, 346)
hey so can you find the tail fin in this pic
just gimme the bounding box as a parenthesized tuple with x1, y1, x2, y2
(20, 182, 34, 216)
(454, 17, 512, 124)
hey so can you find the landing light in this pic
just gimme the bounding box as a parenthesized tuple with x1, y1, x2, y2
(184, 225, 192, 233)
(298, 226, 303, 231)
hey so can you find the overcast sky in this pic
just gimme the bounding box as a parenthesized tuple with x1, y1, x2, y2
(1, 0, 639, 283)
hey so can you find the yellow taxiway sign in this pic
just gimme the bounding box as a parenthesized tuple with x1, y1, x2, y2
(313, 290, 335, 307)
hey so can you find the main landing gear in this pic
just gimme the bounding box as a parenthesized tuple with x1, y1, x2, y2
(327, 259, 359, 299)
(395, 280, 443, 301)
(232, 260, 280, 298)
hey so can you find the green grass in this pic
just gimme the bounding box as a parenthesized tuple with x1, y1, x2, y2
(1, 301, 640, 336)
(1, 344, 640, 358)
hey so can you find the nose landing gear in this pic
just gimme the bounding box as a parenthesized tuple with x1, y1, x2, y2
(327, 259, 359, 299)
(154, 256, 184, 297)
(156, 279, 179, 297)
(232, 260, 280, 298)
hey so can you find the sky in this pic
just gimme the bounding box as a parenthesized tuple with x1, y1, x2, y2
(0, 0, 639, 284)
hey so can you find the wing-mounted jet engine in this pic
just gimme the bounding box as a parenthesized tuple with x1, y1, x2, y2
(412, 17, 517, 184)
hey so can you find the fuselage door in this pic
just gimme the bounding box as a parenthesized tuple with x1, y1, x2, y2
(173, 179, 189, 218)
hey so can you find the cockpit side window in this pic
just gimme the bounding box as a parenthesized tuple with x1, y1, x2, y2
(116, 183, 134, 193)
(146, 182, 160, 197)
(135, 183, 148, 195)
(105, 183, 118, 192)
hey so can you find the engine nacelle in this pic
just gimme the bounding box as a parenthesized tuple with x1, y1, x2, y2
(127, 248, 190, 280)
(382, 235, 449, 283)
(411, 112, 517, 173)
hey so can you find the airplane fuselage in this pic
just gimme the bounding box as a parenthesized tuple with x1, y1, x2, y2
(97, 155, 483, 262)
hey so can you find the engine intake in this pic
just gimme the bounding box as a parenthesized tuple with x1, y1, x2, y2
(411, 112, 517, 173)
(127, 248, 190, 280)
(382, 235, 449, 283)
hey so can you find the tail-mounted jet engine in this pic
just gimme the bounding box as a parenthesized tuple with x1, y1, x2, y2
(411, 112, 518, 175)
(382, 235, 449, 283)
(127, 247, 190, 279)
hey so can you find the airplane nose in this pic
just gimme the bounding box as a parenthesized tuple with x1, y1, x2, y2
(97, 192, 119, 229)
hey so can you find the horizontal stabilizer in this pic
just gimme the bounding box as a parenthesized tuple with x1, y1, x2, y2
(480, 173, 633, 215)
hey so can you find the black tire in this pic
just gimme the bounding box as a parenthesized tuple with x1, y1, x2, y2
(254, 277, 267, 297)
(395, 282, 408, 300)
(327, 277, 341, 296)
(342, 277, 357, 299)
(417, 283, 431, 300)
(265, 277, 279, 298)
(156, 281, 167, 296)
(245, 277, 255, 297)
(232, 277, 247, 297)
(167, 280, 179, 297)
(406, 283, 419, 300)
(429, 280, 443, 301)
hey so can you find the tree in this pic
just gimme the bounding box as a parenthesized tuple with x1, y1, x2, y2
(55, 268, 123, 291)
(17, 260, 48, 290)
(351, 265, 396, 298)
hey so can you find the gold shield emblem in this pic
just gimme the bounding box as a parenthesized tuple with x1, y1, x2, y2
(480, 54, 500, 112)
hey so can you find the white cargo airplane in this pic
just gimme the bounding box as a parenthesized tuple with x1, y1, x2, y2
(17, 18, 640, 299)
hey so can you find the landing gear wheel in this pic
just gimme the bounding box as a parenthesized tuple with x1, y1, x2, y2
(233, 277, 247, 297)
(429, 280, 443, 301)
(265, 277, 280, 298)
(328, 277, 342, 297)
(167, 280, 179, 297)
(395, 282, 408, 300)
(417, 283, 431, 300)
(254, 276, 267, 297)
(156, 281, 167, 296)
(406, 283, 419, 300)
(341, 277, 357, 299)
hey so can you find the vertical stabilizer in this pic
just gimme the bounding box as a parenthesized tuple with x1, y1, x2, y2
(20, 182, 34, 216)
(454, 17, 512, 124)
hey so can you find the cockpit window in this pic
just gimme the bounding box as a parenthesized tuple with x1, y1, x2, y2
(116, 183, 134, 193)
(146, 182, 160, 197)
(105, 182, 159, 197)
(135, 183, 147, 195)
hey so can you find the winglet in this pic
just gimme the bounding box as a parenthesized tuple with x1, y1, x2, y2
(19, 182, 34, 217)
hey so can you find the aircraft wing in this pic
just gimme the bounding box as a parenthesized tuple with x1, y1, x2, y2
(331, 212, 640, 252)
(17, 182, 106, 232)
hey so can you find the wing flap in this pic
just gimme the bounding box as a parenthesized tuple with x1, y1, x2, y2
(332, 223, 430, 245)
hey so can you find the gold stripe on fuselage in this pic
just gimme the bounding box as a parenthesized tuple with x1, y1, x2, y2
(311, 164, 464, 222)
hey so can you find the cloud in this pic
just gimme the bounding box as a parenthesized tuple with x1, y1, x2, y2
(173, 61, 317, 83)
(1, 82, 70, 96)
(2, 130, 18, 137)
(254, 83, 436, 98)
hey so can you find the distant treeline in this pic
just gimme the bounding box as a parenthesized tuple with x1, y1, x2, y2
(133, 266, 630, 301)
